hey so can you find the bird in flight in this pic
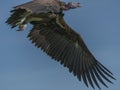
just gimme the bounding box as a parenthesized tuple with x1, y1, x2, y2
(6, 0, 115, 89)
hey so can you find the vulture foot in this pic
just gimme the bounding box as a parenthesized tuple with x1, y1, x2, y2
(17, 24, 27, 31)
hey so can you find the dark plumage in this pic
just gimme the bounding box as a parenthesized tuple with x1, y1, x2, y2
(6, 0, 115, 89)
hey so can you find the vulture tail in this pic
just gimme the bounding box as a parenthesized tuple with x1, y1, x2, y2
(6, 8, 30, 28)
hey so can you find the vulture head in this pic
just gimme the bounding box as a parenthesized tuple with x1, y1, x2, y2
(62, 2, 80, 11)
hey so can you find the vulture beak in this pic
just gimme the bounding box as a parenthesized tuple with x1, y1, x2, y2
(62, 2, 81, 11)
(68, 2, 81, 9)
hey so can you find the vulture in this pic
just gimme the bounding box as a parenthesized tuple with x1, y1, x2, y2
(6, 0, 115, 89)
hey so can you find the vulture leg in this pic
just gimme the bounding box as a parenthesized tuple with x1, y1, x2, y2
(17, 16, 44, 31)
(56, 14, 65, 29)
(17, 24, 27, 31)
(18, 13, 57, 31)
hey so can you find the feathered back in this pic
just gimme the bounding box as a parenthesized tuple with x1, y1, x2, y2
(14, 0, 62, 14)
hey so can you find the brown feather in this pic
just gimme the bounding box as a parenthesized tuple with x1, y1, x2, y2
(28, 16, 115, 89)
(14, 0, 62, 14)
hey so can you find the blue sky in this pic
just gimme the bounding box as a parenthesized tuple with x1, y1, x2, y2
(0, 0, 120, 90)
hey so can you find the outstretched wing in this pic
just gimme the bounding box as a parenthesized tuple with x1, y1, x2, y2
(28, 17, 115, 89)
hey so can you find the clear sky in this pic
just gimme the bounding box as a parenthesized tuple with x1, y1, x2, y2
(0, 0, 120, 90)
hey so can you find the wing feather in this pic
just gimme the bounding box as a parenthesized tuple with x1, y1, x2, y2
(27, 17, 115, 89)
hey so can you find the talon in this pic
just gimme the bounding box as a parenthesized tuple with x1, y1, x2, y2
(18, 24, 27, 31)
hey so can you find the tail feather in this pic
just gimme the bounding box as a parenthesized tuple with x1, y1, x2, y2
(6, 9, 29, 28)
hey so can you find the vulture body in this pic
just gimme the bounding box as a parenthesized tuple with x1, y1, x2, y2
(6, 0, 115, 89)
